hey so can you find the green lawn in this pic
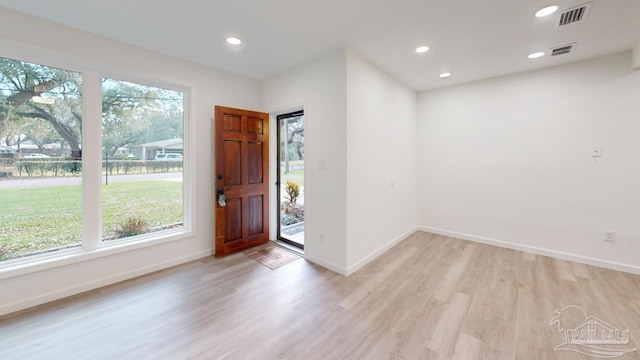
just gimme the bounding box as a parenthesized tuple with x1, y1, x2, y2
(0, 180, 182, 260)
(281, 168, 304, 186)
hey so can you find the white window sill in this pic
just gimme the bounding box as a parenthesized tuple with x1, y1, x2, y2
(0, 228, 194, 280)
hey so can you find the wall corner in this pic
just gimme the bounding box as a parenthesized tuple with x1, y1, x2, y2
(632, 43, 640, 71)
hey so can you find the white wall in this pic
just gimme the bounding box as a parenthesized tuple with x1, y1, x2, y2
(417, 52, 640, 273)
(262, 50, 349, 273)
(0, 8, 261, 315)
(345, 51, 418, 273)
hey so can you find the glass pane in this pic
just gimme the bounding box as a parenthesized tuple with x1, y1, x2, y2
(279, 114, 304, 246)
(101, 78, 184, 241)
(0, 57, 83, 261)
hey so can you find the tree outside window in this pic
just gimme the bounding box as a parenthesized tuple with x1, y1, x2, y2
(0, 57, 186, 262)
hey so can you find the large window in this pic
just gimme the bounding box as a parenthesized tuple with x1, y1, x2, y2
(0, 57, 83, 261)
(0, 55, 189, 265)
(101, 78, 184, 241)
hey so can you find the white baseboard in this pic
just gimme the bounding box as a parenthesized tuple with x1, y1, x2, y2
(345, 226, 418, 276)
(417, 226, 640, 275)
(304, 254, 348, 276)
(0, 250, 211, 316)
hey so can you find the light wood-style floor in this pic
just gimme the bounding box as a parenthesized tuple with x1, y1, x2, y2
(1, 231, 639, 359)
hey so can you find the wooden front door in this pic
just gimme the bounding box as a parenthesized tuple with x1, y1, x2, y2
(215, 106, 269, 256)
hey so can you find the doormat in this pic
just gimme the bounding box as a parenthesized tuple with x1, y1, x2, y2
(245, 245, 301, 270)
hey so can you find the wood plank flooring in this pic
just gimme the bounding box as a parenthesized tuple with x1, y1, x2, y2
(1, 231, 639, 359)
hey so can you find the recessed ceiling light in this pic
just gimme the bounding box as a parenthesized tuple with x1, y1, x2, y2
(528, 51, 546, 59)
(226, 37, 242, 46)
(535, 5, 559, 17)
(415, 46, 430, 54)
(439, 72, 451, 78)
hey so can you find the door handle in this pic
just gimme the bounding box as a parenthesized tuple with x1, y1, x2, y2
(217, 188, 226, 207)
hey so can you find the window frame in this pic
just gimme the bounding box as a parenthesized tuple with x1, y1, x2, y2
(0, 43, 196, 280)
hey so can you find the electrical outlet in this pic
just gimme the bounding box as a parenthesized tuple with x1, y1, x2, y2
(604, 230, 616, 242)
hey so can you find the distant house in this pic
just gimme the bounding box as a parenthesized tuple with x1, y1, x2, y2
(0, 145, 15, 154)
(43, 142, 72, 157)
(136, 138, 183, 160)
(9, 141, 74, 157)
(11, 141, 39, 155)
(109, 147, 131, 157)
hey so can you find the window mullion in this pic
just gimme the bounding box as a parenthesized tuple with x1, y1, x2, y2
(81, 71, 103, 251)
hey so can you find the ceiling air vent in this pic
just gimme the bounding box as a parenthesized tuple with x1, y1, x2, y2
(557, 3, 591, 27)
(551, 43, 576, 56)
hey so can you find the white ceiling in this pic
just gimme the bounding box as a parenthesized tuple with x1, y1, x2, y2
(0, 0, 638, 91)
